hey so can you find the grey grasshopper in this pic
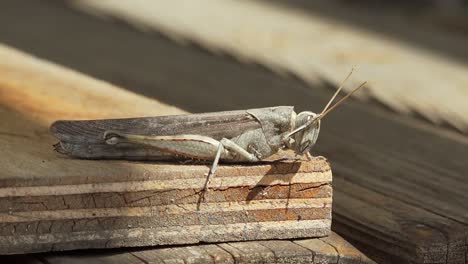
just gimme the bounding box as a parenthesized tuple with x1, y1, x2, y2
(51, 72, 365, 191)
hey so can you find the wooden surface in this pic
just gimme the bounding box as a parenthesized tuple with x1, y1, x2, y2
(0, 43, 372, 262)
(72, 0, 468, 132)
(0, 45, 333, 254)
(1, 1, 468, 262)
(0, 233, 374, 264)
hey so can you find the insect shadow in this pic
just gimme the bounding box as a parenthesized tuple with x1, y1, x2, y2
(245, 160, 302, 209)
(193, 159, 301, 211)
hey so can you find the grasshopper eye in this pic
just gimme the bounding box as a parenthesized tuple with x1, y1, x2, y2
(104, 131, 122, 145)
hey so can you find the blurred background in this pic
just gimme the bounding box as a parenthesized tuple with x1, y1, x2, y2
(3, 0, 468, 132)
(1, 0, 468, 263)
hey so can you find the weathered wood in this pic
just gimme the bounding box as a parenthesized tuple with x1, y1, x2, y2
(294, 232, 376, 264)
(131, 245, 234, 264)
(320, 232, 374, 264)
(218, 241, 276, 263)
(2, 1, 468, 262)
(332, 176, 468, 264)
(294, 238, 339, 264)
(0, 44, 331, 254)
(37, 232, 371, 264)
(41, 252, 144, 264)
(257, 240, 314, 263)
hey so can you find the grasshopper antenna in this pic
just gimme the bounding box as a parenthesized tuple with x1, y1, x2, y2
(317, 81, 367, 121)
(286, 81, 367, 138)
(283, 73, 366, 141)
(321, 67, 354, 115)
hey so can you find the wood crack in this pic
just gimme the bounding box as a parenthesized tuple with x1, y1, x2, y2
(319, 238, 340, 264)
(215, 244, 237, 264)
(129, 252, 151, 264)
(297, 183, 330, 192)
(291, 240, 317, 263)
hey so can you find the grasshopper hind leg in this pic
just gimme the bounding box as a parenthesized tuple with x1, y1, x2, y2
(103, 130, 223, 160)
(103, 131, 260, 208)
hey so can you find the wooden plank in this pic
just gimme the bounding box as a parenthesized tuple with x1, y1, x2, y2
(1, 1, 468, 262)
(131, 245, 234, 264)
(71, 0, 468, 132)
(218, 241, 276, 263)
(294, 239, 339, 264)
(0, 44, 331, 254)
(126, 234, 374, 263)
(320, 232, 375, 264)
(41, 251, 144, 264)
(38, 232, 370, 264)
(332, 177, 467, 264)
(295, 232, 377, 264)
(220, 240, 317, 263)
(257, 240, 314, 263)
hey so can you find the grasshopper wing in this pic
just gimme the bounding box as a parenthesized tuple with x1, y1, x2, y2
(50, 109, 259, 159)
(50, 106, 294, 159)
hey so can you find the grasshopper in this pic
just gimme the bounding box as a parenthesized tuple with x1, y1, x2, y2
(51, 72, 365, 194)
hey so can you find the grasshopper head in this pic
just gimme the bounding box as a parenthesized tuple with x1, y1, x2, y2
(286, 111, 321, 154)
(282, 74, 367, 155)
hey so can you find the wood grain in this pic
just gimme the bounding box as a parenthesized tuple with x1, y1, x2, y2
(36, 233, 374, 264)
(39, 252, 143, 264)
(332, 176, 467, 264)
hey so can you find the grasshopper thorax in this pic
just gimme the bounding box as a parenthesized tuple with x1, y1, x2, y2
(285, 111, 321, 154)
